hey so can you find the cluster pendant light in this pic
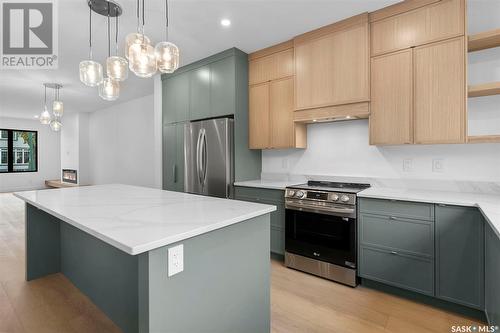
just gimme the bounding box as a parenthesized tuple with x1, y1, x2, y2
(79, 0, 180, 101)
(40, 83, 64, 132)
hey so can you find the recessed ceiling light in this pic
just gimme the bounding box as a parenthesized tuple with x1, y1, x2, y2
(220, 19, 231, 27)
(34, 115, 39, 119)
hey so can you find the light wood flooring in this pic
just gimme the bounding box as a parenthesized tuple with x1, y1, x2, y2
(0, 193, 484, 333)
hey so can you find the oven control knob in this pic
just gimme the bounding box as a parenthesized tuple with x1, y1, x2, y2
(287, 190, 295, 197)
(295, 190, 306, 199)
(340, 195, 350, 202)
(330, 194, 339, 201)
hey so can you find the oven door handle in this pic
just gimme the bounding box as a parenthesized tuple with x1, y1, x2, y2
(285, 202, 355, 216)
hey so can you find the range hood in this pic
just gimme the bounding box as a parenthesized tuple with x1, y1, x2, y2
(294, 102, 369, 124)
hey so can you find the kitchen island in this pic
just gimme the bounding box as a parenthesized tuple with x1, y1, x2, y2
(14, 184, 276, 333)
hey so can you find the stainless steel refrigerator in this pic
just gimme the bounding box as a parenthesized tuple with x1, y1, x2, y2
(184, 118, 234, 198)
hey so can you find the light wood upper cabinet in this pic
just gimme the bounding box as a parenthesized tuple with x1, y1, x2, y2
(249, 83, 270, 149)
(294, 14, 370, 111)
(371, 0, 465, 56)
(249, 42, 294, 85)
(370, 50, 413, 145)
(414, 37, 466, 144)
(270, 77, 304, 149)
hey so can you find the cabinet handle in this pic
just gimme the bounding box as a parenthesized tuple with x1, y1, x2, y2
(172, 165, 177, 183)
(390, 251, 399, 255)
(389, 216, 399, 221)
(313, 252, 321, 257)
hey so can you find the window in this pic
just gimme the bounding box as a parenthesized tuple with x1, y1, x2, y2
(0, 129, 38, 173)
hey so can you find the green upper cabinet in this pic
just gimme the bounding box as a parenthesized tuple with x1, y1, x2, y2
(435, 205, 484, 309)
(210, 56, 236, 118)
(163, 72, 190, 124)
(189, 65, 211, 121)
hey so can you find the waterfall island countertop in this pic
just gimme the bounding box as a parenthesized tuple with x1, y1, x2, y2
(14, 184, 276, 255)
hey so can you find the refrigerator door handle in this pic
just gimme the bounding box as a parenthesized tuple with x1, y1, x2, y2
(196, 129, 203, 186)
(201, 130, 208, 186)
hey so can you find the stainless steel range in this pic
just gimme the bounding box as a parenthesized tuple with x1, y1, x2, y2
(284, 181, 370, 287)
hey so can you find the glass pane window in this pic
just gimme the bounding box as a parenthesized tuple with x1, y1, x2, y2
(0, 129, 37, 173)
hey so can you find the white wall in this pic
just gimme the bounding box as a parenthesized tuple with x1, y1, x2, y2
(88, 94, 161, 188)
(262, 0, 500, 184)
(60, 113, 90, 185)
(0, 117, 61, 192)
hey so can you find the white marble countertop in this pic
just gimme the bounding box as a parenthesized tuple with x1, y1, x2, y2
(358, 187, 500, 239)
(14, 184, 276, 255)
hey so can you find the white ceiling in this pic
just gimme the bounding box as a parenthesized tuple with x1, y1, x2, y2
(0, 0, 401, 119)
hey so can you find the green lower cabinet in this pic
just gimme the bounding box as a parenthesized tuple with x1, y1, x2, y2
(162, 123, 184, 192)
(435, 205, 484, 309)
(485, 222, 500, 325)
(234, 187, 285, 255)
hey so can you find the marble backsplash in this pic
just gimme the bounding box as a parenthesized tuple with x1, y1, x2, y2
(260, 172, 500, 195)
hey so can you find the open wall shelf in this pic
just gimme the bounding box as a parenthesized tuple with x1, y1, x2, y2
(468, 28, 500, 52)
(468, 82, 500, 98)
(468, 135, 500, 144)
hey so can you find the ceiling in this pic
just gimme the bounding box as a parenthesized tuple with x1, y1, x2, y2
(0, 0, 401, 119)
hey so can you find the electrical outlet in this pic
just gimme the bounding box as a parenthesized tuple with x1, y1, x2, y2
(432, 159, 444, 173)
(403, 159, 413, 172)
(168, 244, 184, 277)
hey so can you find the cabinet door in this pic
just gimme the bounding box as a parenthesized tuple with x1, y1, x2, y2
(162, 124, 177, 191)
(210, 57, 235, 118)
(436, 205, 484, 309)
(163, 73, 190, 124)
(249, 48, 294, 85)
(485, 222, 500, 326)
(295, 22, 369, 110)
(270, 77, 294, 148)
(414, 37, 466, 144)
(370, 50, 413, 145)
(189, 65, 211, 121)
(249, 83, 270, 149)
(174, 123, 185, 192)
(371, 0, 465, 56)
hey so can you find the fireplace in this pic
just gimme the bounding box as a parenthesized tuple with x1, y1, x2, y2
(62, 169, 77, 184)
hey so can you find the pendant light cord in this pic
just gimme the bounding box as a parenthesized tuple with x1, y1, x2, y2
(89, 0, 93, 59)
(44, 85, 47, 108)
(107, 10, 111, 58)
(136, 0, 140, 34)
(165, 0, 169, 41)
(115, 15, 119, 55)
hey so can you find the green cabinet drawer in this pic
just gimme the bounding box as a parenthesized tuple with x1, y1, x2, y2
(360, 213, 434, 257)
(359, 246, 434, 296)
(436, 205, 484, 309)
(359, 198, 434, 221)
(234, 186, 284, 202)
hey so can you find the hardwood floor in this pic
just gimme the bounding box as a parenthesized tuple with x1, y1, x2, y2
(0, 193, 484, 333)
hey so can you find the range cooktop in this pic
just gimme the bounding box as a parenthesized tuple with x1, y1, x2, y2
(288, 181, 371, 194)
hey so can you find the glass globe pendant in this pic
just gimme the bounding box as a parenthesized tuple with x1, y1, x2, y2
(107, 56, 128, 81)
(155, 42, 179, 74)
(107, 15, 128, 81)
(49, 117, 62, 132)
(40, 106, 51, 125)
(125, 32, 150, 60)
(39, 85, 51, 124)
(52, 85, 63, 117)
(80, 60, 103, 87)
(129, 41, 157, 78)
(99, 77, 120, 101)
(155, 0, 179, 74)
(80, 3, 103, 87)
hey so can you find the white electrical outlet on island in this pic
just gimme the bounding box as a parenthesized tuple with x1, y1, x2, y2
(168, 244, 184, 277)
